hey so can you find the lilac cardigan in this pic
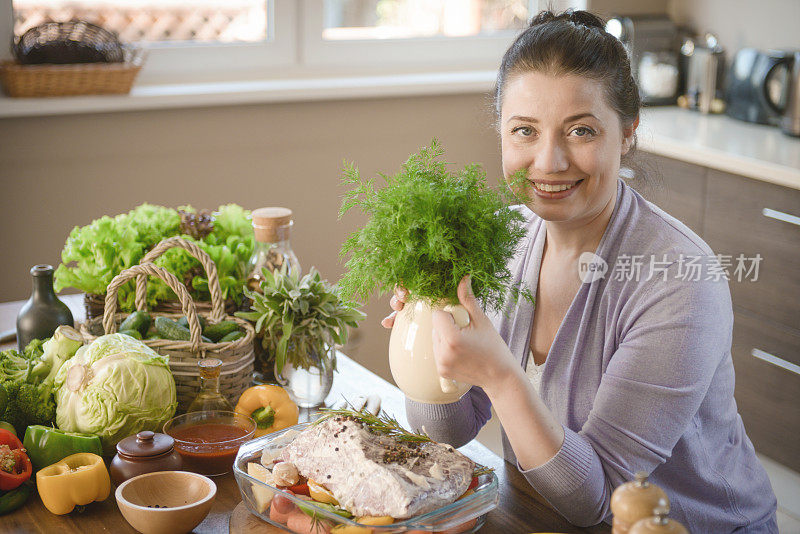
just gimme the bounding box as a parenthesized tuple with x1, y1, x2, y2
(406, 179, 778, 533)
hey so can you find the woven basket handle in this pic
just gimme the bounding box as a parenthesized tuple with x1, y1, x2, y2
(137, 236, 225, 323)
(104, 262, 202, 351)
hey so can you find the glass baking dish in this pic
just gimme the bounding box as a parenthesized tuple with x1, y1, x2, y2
(233, 423, 499, 533)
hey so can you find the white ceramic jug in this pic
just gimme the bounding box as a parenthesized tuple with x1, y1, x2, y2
(389, 299, 472, 404)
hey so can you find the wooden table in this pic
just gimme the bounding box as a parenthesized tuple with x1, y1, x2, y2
(1, 295, 609, 533)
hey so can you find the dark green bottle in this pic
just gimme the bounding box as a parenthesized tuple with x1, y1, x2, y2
(16, 265, 73, 351)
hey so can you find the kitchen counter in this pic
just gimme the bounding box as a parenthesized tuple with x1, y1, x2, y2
(0, 294, 610, 533)
(638, 107, 800, 190)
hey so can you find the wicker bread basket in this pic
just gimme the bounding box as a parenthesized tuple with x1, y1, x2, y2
(80, 237, 255, 412)
(0, 47, 144, 97)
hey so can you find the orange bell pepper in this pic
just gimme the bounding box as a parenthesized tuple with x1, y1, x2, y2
(36, 453, 110, 515)
(235, 385, 299, 437)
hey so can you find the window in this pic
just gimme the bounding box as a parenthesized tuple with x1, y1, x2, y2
(5, 0, 576, 86)
(303, 0, 536, 68)
(14, 0, 270, 42)
(10, 0, 296, 84)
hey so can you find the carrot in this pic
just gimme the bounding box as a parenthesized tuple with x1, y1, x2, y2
(286, 508, 333, 534)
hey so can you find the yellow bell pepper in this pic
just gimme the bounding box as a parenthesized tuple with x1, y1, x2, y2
(36, 453, 111, 515)
(235, 385, 299, 437)
(308, 478, 339, 505)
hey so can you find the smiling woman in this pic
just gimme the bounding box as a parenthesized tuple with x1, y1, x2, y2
(392, 9, 781, 534)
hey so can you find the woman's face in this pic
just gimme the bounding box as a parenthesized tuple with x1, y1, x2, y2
(500, 71, 635, 226)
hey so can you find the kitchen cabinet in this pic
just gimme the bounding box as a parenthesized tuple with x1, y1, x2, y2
(631, 153, 706, 236)
(704, 169, 800, 331)
(629, 153, 800, 472)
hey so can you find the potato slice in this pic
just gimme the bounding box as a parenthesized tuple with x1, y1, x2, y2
(248, 462, 276, 514)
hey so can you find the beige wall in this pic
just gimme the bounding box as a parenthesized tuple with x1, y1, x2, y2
(0, 93, 502, 381)
(587, 0, 669, 18)
(669, 0, 800, 53)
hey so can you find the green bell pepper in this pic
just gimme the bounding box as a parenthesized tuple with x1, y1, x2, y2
(0, 482, 32, 515)
(22, 426, 103, 471)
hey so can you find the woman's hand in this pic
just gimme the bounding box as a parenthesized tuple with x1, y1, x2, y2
(430, 276, 518, 393)
(381, 287, 408, 329)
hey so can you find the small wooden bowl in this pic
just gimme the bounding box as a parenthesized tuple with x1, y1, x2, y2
(115, 471, 217, 534)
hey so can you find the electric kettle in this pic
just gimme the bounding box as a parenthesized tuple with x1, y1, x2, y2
(772, 51, 800, 137)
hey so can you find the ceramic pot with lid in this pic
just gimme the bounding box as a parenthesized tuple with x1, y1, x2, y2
(110, 431, 183, 486)
(610, 471, 669, 534)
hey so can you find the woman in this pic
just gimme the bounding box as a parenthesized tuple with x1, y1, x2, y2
(382, 10, 778, 533)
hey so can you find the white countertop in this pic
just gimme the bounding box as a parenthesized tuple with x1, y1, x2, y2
(638, 107, 800, 190)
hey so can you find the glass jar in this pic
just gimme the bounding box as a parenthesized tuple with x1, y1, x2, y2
(638, 50, 679, 104)
(246, 207, 300, 291)
(247, 207, 301, 384)
(187, 358, 234, 412)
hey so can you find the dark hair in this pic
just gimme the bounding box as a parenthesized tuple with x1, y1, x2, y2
(494, 9, 641, 160)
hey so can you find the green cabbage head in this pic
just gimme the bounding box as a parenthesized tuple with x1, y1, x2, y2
(54, 333, 177, 454)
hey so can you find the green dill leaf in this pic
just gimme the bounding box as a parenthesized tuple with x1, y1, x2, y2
(338, 140, 533, 312)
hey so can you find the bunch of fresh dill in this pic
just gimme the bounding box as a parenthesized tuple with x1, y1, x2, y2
(338, 140, 532, 312)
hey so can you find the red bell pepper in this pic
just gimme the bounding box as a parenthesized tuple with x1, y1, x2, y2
(287, 482, 310, 496)
(0, 429, 32, 491)
(467, 475, 479, 491)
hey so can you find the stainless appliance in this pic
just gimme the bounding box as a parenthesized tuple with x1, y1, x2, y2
(681, 33, 726, 114)
(725, 48, 790, 126)
(777, 51, 800, 137)
(605, 15, 684, 105)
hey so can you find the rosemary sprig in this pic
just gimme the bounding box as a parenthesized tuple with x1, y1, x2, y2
(313, 406, 433, 443)
(473, 464, 495, 478)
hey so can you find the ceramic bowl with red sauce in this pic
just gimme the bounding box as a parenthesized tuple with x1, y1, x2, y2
(163, 411, 256, 476)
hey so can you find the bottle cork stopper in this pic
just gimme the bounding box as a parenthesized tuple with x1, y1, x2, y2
(251, 207, 293, 243)
(198, 358, 222, 379)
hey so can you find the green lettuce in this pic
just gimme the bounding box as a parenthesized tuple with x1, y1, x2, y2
(53, 333, 177, 454)
(55, 203, 254, 310)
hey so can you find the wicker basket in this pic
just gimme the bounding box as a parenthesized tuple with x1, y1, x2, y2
(80, 238, 255, 412)
(83, 292, 239, 322)
(0, 47, 144, 97)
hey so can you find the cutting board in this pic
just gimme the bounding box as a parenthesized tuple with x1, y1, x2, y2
(229, 501, 285, 533)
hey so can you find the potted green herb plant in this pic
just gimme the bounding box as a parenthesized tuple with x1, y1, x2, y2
(338, 140, 532, 404)
(236, 267, 365, 407)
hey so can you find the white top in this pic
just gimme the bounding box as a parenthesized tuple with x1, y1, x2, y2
(638, 107, 800, 191)
(525, 349, 545, 392)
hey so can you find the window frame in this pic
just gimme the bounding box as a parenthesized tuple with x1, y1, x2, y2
(6, 0, 298, 84)
(299, 0, 539, 70)
(0, 0, 594, 87)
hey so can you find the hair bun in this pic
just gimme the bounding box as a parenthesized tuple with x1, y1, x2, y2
(528, 9, 606, 31)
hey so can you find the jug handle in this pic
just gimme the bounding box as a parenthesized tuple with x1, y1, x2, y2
(438, 304, 470, 394)
(763, 56, 791, 114)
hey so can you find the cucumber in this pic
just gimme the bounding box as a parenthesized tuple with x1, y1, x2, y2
(119, 329, 143, 340)
(145, 332, 160, 340)
(177, 315, 206, 330)
(119, 311, 151, 336)
(218, 330, 244, 343)
(154, 317, 212, 342)
(203, 321, 240, 342)
(155, 317, 190, 341)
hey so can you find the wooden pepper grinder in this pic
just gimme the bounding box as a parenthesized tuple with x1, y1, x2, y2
(629, 499, 689, 534)
(610, 471, 669, 534)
